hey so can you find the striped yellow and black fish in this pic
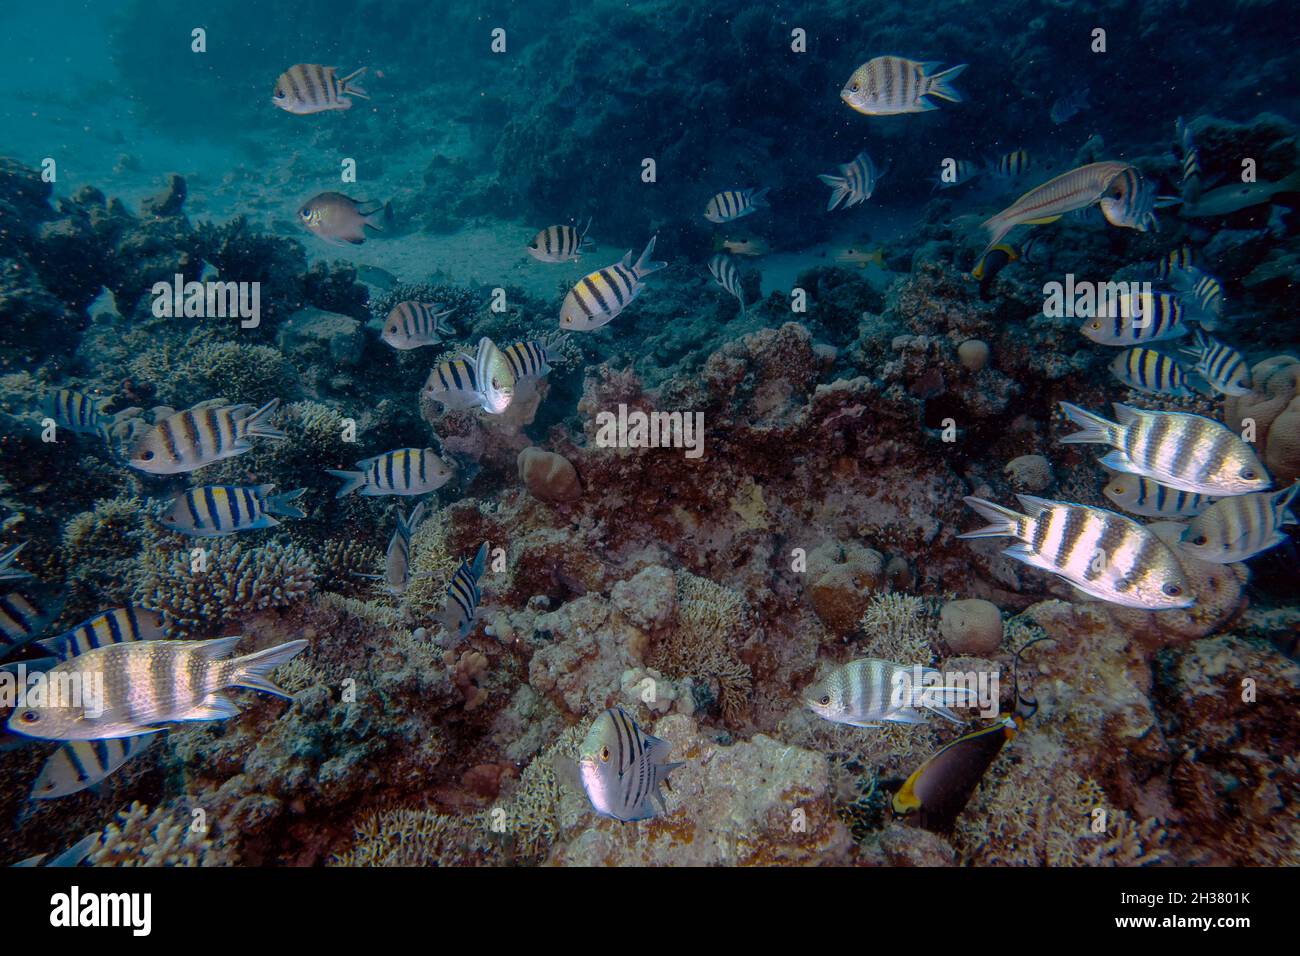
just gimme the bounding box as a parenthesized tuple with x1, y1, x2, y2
(40, 389, 107, 436)
(840, 56, 966, 115)
(1180, 483, 1299, 564)
(527, 219, 593, 263)
(272, 64, 368, 114)
(384, 502, 426, 597)
(128, 399, 284, 475)
(31, 734, 158, 800)
(960, 494, 1192, 609)
(971, 235, 1038, 301)
(1171, 268, 1226, 327)
(1102, 470, 1215, 519)
(1175, 117, 1202, 205)
(578, 706, 684, 823)
(979, 161, 1132, 258)
(1099, 166, 1177, 232)
(0, 542, 33, 584)
(8, 637, 308, 740)
(381, 302, 456, 350)
(931, 158, 981, 193)
(1, 590, 52, 654)
(1153, 245, 1196, 282)
(1079, 291, 1188, 345)
(1181, 329, 1251, 396)
(440, 541, 488, 641)
(803, 658, 976, 727)
(327, 448, 453, 498)
(1109, 348, 1193, 397)
(704, 188, 771, 224)
(991, 149, 1033, 180)
(160, 484, 307, 537)
(818, 152, 883, 210)
(37, 606, 166, 662)
(501, 336, 557, 383)
(560, 235, 666, 331)
(424, 351, 484, 411)
(1060, 401, 1271, 496)
(707, 253, 747, 313)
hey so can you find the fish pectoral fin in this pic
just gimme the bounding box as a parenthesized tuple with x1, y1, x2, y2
(1098, 450, 1137, 473)
(176, 694, 241, 722)
(885, 709, 930, 725)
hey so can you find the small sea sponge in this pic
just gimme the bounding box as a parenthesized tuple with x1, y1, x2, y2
(1004, 454, 1054, 492)
(858, 592, 936, 664)
(958, 339, 990, 371)
(1224, 355, 1300, 483)
(444, 649, 490, 711)
(807, 541, 885, 633)
(938, 598, 1004, 655)
(1264, 396, 1300, 484)
(517, 446, 582, 503)
(135, 537, 317, 637)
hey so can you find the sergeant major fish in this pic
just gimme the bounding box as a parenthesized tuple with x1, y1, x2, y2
(272, 64, 368, 114)
(840, 56, 966, 115)
(1098, 166, 1179, 232)
(803, 658, 977, 727)
(160, 484, 307, 537)
(382, 302, 456, 350)
(7, 637, 308, 740)
(708, 253, 747, 313)
(704, 188, 770, 224)
(439, 542, 488, 641)
(990, 149, 1033, 180)
(1102, 470, 1215, 519)
(299, 191, 385, 245)
(528, 219, 593, 263)
(1181, 330, 1251, 396)
(1079, 291, 1188, 345)
(1109, 348, 1193, 398)
(328, 448, 453, 498)
(1060, 401, 1271, 496)
(818, 152, 883, 210)
(560, 235, 666, 331)
(128, 399, 284, 475)
(32, 735, 158, 800)
(1180, 484, 1299, 564)
(578, 706, 684, 823)
(960, 495, 1192, 609)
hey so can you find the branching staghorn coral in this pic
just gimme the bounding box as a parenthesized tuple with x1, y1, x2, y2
(60, 494, 149, 616)
(90, 801, 234, 867)
(401, 508, 461, 619)
(485, 723, 588, 863)
(134, 537, 316, 637)
(858, 592, 937, 665)
(328, 806, 489, 867)
(316, 536, 385, 596)
(647, 571, 753, 723)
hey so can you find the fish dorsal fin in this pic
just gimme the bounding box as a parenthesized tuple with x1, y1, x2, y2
(195, 635, 242, 661)
(1014, 494, 1054, 518)
(1112, 402, 1141, 426)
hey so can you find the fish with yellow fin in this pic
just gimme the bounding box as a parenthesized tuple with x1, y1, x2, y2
(714, 236, 769, 257)
(970, 235, 1037, 300)
(834, 246, 886, 269)
(891, 637, 1050, 832)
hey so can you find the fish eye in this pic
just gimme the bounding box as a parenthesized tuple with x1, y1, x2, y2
(819, 694, 831, 706)
(1192, 534, 1208, 546)
(141, 450, 154, 461)
(18, 710, 38, 724)
(599, 746, 610, 762)
(1241, 469, 1257, 480)
(1089, 321, 1101, 330)
(389, 325, 398, 333)
(851, 82, 861, 92)
(274, 90, 286, 99)
(1163, 584, 1183, 596)
(300, 209, 311, 219)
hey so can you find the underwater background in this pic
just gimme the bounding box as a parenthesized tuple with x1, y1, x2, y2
(0, 0, 1297, 866)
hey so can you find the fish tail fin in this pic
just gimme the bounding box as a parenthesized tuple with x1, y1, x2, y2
(240, 398, 285, 441)
(363, 202, 389, 232)
(957, 496, 1027, 540)
(264, 487, 308, 519)
(399, 501, 427, 539)
(470, 541, 489, 578)
(977, 214, 1014, 262)
(818, 173, 850, 211)
(925, 62, 967, 104)
(1058, 401, 1120, 446)
(340, 66, 369, 99)
(228, 639, 309, 699)
(749, 186, 772, 209)
(326, 469, 367, 498)
(633, 234, 667, 279)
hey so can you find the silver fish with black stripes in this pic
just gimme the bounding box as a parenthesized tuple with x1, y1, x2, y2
(578, 706, 684, 822)
(128, 399, 284, 475)
(959, 494, 1193, 609)
(327, 448, 453, 498)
